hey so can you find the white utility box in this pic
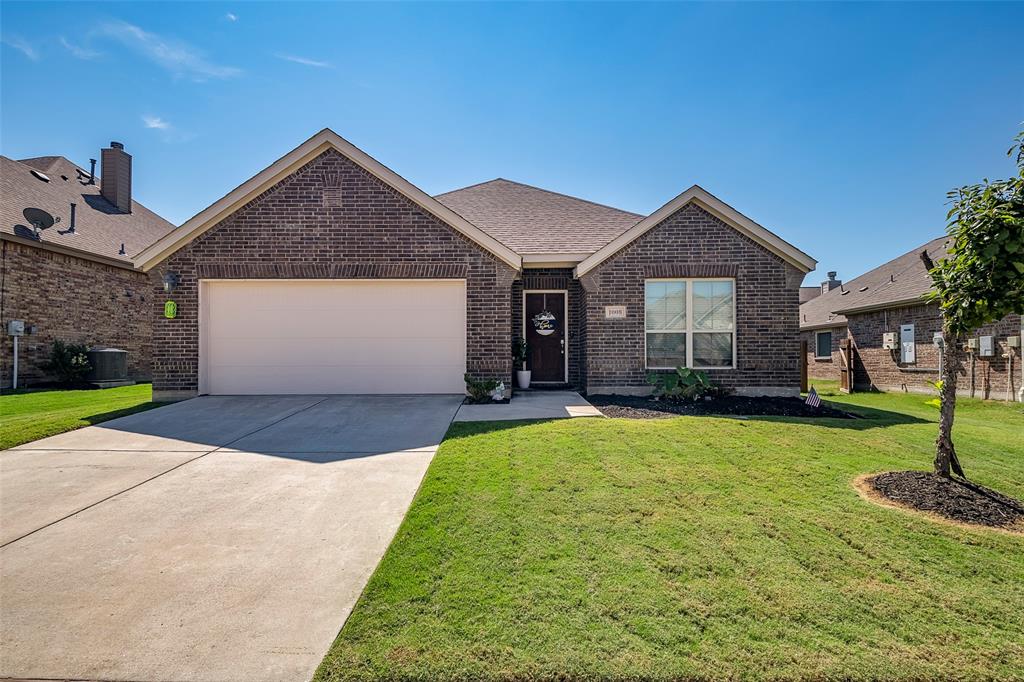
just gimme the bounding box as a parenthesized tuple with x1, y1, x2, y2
(900, 324, 916, 363)
(882, 332, 898, 350)
(978, 335, 995, 357)
(7, 320, 24, 336)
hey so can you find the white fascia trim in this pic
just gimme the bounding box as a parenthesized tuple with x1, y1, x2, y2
(136, 128, 522, 272)
(521, 252, 591, 268)
(1, 232, 139, 271)
(574, 185, 817, 278)
(831, 296, 932, 317)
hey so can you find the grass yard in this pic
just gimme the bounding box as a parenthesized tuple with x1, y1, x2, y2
(317, 384, 1024, 681)
(0, 384, 161, 450)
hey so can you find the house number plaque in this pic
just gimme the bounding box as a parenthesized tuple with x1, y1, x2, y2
(604, 305, 627, 319)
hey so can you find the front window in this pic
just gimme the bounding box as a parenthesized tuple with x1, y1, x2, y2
(645, 279, 735, 369)
(815, 331, 833, 359)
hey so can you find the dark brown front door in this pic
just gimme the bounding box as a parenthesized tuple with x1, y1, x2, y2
(525, 292, 566, 382)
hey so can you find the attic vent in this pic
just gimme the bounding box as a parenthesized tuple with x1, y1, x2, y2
(322, 172, 342, 207)
(30, 169, 50, 182)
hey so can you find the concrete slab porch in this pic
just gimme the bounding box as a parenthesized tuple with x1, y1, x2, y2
(453, 390, 604, 422)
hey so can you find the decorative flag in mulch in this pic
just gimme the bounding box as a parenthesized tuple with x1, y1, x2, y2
(805, 387, 822, 408)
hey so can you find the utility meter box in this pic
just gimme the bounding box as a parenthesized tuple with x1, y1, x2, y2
(882, 332, 898, 350)
(967, 337, 979, 350)
(1008, 335, 1021, 348)
(978, 335, 995, 357)
(7, 320, 24, 336)
(932, 332, 944, 347)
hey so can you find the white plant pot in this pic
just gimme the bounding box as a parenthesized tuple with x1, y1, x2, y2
(516, 370, 532, 389)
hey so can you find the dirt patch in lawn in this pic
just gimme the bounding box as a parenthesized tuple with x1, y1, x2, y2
(588, 394, 856, 420)
(856, 471, 1024, 534)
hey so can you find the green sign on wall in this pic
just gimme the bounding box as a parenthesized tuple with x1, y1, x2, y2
(164, 300, 177, 319)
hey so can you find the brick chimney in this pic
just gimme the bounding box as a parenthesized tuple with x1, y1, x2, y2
(820, 271, 841, 295)
(101, 141, 132, 213)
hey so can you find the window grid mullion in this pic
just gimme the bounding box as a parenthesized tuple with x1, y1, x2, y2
(686, 281, 693, 368)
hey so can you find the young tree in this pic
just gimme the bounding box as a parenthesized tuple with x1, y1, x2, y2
(921, 131, 1024, 478)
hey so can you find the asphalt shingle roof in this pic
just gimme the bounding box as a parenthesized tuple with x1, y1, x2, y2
(1, 155, 176, 264)
(435, 178, 643, 255)
(800, 236, 949, 329)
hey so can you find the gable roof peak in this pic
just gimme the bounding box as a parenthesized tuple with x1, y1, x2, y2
(575, 184, 816, 276)
(134, 128, 521, 271)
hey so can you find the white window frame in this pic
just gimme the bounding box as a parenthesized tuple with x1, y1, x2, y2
(644, 277, 737, 370)
(815, 330, 833, 360)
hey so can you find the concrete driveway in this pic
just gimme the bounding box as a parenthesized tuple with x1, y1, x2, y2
(0, 394, 462, 682)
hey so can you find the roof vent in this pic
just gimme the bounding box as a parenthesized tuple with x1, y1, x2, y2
(30, 169, 50, 182)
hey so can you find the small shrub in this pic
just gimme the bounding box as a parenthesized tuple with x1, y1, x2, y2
(43, 340, 92, 385)
(646, 367, 724, 402)
(465, 373, 501, 403)
(512, 338, 529, 369)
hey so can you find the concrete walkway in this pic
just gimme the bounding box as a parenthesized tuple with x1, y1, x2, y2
(454, 390, 603, 422)
(0, 394, 462, 682)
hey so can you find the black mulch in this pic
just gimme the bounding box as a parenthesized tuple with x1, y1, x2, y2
(587, 394, 856, 420)
(868, 470, 1024, 529)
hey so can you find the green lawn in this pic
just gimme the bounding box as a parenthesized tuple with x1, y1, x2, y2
(0, 384, 161, 449)
(317, 384, 1024, 681)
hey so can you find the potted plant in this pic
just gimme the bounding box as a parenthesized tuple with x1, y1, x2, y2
(513, 338, 531, 389)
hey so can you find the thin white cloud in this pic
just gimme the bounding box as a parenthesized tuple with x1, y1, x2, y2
(95, 20, 241, 81)
(60, 37, 101, 60)
(142, 115, 171, 130)
(275, 53, 331, 68)
(2, 35, 39, 61)
(226, 13, 238, 22)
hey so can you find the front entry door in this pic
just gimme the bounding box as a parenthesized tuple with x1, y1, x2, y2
(525, 292, 566, 382)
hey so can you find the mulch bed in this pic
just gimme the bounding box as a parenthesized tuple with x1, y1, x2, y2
(587, 394, 856, 420)
(866, 470, 1024, 530)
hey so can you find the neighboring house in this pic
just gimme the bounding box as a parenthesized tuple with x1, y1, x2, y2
(801, 237, 1023, 400)
(134, 129, 816, 401)
(1, 143, 176, 388)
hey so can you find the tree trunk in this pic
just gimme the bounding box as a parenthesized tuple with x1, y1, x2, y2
(935, 326, 964, 478)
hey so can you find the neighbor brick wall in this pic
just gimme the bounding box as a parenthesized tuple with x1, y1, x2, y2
(847, 303, 1021, 399)
(579, 203, 805, 395)
(801, 326, 847, 381)
(149, 149, 517, 398)
(511, 267, 583, 387)
(1, 239, 152, 388)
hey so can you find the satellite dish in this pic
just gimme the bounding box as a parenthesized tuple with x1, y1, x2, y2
(22, 207, 59, 238)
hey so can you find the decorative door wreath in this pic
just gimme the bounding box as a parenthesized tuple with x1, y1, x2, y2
(532, 311, 556, 336)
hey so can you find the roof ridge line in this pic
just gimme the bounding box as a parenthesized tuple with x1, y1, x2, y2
(438, 177, 645, 219)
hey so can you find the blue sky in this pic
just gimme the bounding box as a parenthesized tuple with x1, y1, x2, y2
(2, 2, 1021, 283)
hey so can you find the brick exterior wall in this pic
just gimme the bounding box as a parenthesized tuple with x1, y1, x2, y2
(148, 149, 517, 399)
(578, 203, 805, 395)
(511, 268, 583, 387)
(1, 239, 152, 388)
(846, 304, 1021, 399)
(801, 325, 847, 381)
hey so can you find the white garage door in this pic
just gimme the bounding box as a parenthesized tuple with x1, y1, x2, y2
(200, 280, 466, 394)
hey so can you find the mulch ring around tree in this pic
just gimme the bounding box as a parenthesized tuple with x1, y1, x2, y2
(587, 394, 857, 420)
(856, 470, 1024, 533)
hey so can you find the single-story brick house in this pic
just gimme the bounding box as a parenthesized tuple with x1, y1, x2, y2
(1, 144, 175, 388)
(801, 237, 1023, 400)
(135, 129, 816, 401)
